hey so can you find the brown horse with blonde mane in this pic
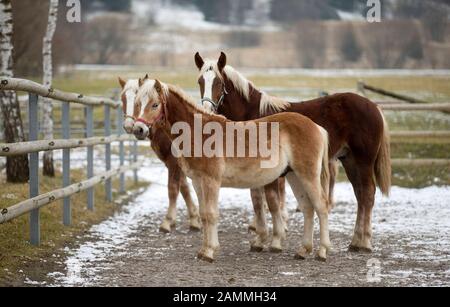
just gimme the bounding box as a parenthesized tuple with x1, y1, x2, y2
(118, 77, 201, 233)
(132, 79, 331, 263)
(195, 52, 391, 253)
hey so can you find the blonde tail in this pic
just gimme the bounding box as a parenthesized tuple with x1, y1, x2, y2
(319, 127, 331, 211)
(375, 109, 392, 197)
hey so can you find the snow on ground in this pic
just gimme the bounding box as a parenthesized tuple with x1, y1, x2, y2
(44, 158, 450, 287)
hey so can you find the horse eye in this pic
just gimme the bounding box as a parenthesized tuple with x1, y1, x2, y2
(152, 103, 159, 109)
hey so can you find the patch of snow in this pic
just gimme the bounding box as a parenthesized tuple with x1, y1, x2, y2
(49, 159, 450, 286)
(336, 10, 365, 21)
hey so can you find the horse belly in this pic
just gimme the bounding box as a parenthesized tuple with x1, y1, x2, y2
(221, 157, 288, 189)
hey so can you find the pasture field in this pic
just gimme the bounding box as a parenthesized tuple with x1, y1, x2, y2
(49, 68, 450, 187)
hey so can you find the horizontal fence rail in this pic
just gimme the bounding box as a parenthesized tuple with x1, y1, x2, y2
(0, 77, 140, 246)
(0, 77, 120, 108)
(392, 159, 450, 167)
(0, 134, 135, 157)
(380, 103, 450, 112)
(0, 161, 143, 224)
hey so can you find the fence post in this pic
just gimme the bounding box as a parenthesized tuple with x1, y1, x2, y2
(104, 105, 112, 202)
(116, 107, 125, 194)
(62, 101, 71, 226)
(86, 106, 94, 210)
(28, 93, 40, 246)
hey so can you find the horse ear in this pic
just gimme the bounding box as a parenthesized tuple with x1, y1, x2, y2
(144, 74, 149, 80)
(218, 52, 227, 72)
(154, 79, 163, 96)
(195, 52, 204, 70)
(118, 77, 126, 88)
(138, 78, 144, 87)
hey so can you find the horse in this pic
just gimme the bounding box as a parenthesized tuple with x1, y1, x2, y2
(132, 79, 331, 263)
(118, 76, 201, 233)
(194, 52, 391, 253)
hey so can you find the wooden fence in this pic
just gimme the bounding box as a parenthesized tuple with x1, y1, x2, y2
(0, 77, 142, 246)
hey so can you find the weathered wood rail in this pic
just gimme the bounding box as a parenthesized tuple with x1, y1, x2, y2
(0, 77, 141, 246)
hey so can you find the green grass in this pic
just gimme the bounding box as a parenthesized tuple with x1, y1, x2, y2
(0, 169, 148, 285)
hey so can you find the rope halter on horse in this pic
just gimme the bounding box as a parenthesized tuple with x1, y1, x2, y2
(201, 84, 228, 113)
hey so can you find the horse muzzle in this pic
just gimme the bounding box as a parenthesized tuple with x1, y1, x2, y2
(133, 121, 150, 140)
(123, 117, 135, 134)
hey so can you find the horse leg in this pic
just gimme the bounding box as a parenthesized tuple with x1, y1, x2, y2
(159, 161, 181, 233)
(193, 178, 221, 263)
(264, 180, 286, 253)
(278, 177, 289, 232)
(250, 188, 269, 252)
(179, 173, 201, 231)
(249, 188, 267, 232)
(286, 173, 314, 260)
(342, 154, 376, 253)
(328, 160, 339, 211)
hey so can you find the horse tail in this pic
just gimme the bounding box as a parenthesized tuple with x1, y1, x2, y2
(375, 108, 392, 197)
(318, 126, 331, 211)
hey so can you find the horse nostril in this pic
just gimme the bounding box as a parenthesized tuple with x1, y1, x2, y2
(138, 127, 144, 134)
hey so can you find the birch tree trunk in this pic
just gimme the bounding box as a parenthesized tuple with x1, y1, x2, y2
(0, 0, 29, 183)
(42, 0, 58, 177)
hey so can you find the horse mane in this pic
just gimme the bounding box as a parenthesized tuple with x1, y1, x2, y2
(200, 60, 290, 116)
(260, 93, 291, 116)
(136, 79, 169, 106)
(166, 84, 226, 121)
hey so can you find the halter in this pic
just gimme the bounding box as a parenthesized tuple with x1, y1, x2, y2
(124, 115, 135, 121)
(201, 85, 228, 113)
(136, 101, 166, 128)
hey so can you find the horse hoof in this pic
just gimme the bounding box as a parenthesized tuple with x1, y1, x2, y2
(197, 253, 215, 263)
(159, 226, 171, 234)
(250, 245, 264, 253)
(269, 247, 283, 254)
(349, 245, 373, 253)
(315, 255, 327, 263)
(248, 225, 257, 233)
(189, 225, 201, 232)
(294, 253, 307, 260)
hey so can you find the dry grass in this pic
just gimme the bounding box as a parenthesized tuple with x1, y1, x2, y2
(0, 168, 148, 284)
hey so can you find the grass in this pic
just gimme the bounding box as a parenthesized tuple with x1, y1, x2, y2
(0, 168, 148, 285)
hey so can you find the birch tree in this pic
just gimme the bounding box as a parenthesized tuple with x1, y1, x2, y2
(42, 0, 58, 176)
(0, 0, 29, 182)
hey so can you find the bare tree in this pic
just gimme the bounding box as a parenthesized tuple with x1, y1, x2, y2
(41, 0, 58, 177)
(0, 0, 29, 182)
(82, 14, 130, 64)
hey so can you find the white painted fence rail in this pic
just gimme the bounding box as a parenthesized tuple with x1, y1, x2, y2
(0, 77, 140, 246)
(0, 134, 135, 156)
(0, 77, 120, 108)
(0, 161, 143, 224)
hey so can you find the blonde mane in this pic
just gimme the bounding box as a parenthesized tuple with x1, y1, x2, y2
(137, 79, 225, 121)
(167, 84, 226, 121)
(199, 61, 290, 116)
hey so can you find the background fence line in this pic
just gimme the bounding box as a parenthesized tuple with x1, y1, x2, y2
(0, 77, 140, 246)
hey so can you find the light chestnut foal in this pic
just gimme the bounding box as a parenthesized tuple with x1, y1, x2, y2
(132, 80, 331, 263)
(119, 77, 201, 233)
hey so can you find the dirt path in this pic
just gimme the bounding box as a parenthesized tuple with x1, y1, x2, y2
(44, 207, 447, 287)
(18, 162, 450, 287)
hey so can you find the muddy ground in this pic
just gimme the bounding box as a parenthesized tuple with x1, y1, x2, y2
(8, 162, 450, 287)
